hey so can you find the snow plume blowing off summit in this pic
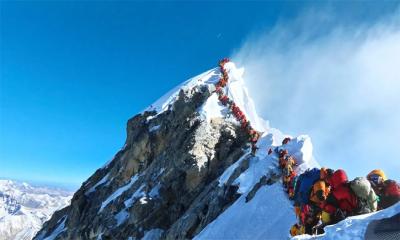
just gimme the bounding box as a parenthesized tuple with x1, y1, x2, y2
(232, 9, 400, 181)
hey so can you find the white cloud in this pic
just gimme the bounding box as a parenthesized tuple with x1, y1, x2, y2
(232, 8, 400, 180)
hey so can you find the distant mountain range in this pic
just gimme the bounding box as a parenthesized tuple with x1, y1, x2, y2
(0, 179, 72, 240)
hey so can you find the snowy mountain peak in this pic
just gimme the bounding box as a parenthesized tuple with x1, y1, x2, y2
(144, 61, 268, 132)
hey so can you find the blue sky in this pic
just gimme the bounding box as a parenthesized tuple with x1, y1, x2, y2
(1, 1, 399, 189)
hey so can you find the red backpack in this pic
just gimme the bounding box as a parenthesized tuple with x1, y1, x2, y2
(385, 180, 400, 197)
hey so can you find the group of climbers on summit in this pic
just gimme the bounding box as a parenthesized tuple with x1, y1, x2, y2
(215, 58, 260, 154)
(267, 138, 400, 237)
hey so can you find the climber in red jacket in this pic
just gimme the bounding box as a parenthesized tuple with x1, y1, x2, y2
(219, 58, 230, 68)
(219, 75, 228, 87)
(323, 169, 358, 224)
(218, 95, 229, 106)
(379, 180, 400, 209)
(240, 119, 249, 129)
(282, 137, 291, 145)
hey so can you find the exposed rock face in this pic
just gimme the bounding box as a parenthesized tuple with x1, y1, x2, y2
(34, 84, 250, 240)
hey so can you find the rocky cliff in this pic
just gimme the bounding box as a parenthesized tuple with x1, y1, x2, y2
(34, 63, 262, 240)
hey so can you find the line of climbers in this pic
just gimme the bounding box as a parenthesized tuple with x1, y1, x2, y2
(216, 58, 260, 154)
(267, 138, 400, 237)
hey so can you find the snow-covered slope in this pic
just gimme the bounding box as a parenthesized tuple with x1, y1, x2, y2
(0, 180, 72, 240)
(195, 133, 317, 239)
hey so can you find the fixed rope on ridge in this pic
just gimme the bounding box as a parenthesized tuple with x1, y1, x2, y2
(215, 58, 260, 155)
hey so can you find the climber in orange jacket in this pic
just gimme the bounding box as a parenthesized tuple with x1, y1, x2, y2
(278, 149, 289, 169)
(290, 223, 305, 237)
(282, 156, 297, 189)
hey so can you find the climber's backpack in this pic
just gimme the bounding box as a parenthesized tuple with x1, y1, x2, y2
(310, 180, 329, 205)
(350, 177, 377, 214)
(350, 177, 371, 199)
(384, 180, 400, 197)
(378, 180, 400, 209)
(295, 168, 321, 205)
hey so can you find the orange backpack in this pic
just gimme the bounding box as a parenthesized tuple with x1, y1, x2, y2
(310, 180, 330, 205)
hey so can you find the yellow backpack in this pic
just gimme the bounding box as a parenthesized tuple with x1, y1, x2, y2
(290, 223, 305, 236)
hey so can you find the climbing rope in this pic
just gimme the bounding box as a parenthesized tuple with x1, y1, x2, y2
(215, 58, 260, 154)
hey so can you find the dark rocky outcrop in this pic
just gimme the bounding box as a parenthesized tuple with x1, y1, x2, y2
(34, 84, 251, 240)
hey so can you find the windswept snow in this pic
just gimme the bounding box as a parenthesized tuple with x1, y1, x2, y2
(149, 183, 161, 199)
(99, 175, 139, 212)
(114, 209, 130, 227)
(218, 150, 251, 187)
(198, 93, 226, 121)
(112, 184, 146, 227)
(144, 69, 220, 114)
(43, 216, 67, 240)
(124, 184, 146, 208)
(224, 62, 269, 132)
(86, 173, 111, 195)
(149, 125, 161, 132)
(195, 184, 295, 240)
(198, 131, 314, 239)
(142, 228, 164, 240)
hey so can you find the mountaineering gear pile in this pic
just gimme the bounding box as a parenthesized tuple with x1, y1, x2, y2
(215, 58, 260, 154)
(266, 139, 400, 237)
